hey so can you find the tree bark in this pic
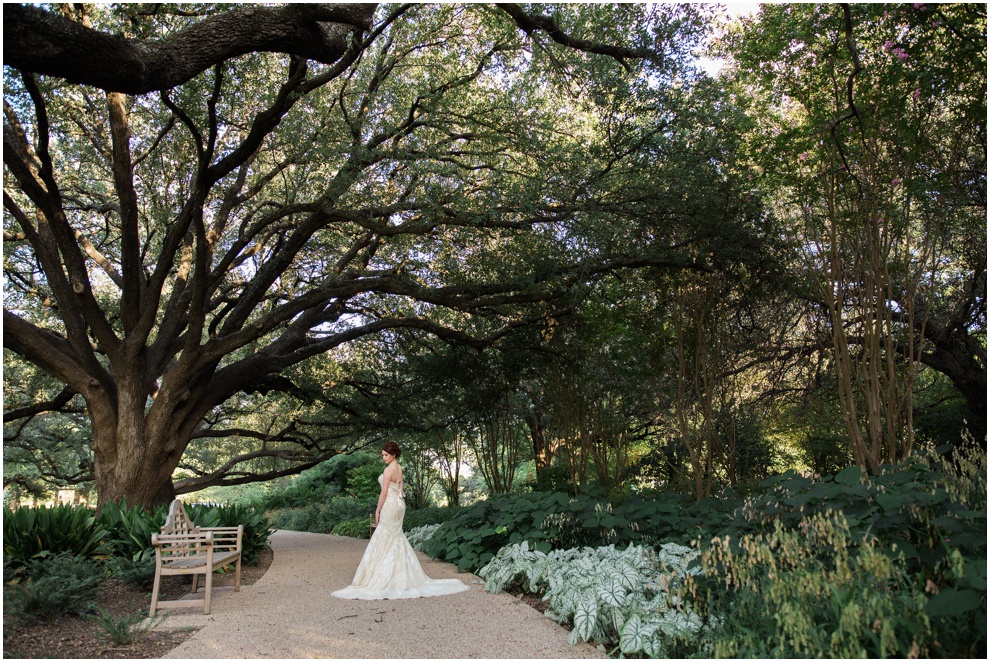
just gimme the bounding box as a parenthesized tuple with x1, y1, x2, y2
(3, 3, 375, 94)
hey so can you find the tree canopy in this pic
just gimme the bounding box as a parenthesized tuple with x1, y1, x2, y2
(3, 3, 985, 508)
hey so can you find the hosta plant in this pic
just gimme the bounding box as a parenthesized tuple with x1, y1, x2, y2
(479, 541, 707, 657)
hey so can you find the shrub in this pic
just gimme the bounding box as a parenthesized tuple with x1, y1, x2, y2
(331, 518, 371, 538)
(254, 452, 378, 510)
(269, 497, 376, 535)
(187, 503, 273, 565)
(346, 461, 384, 500)
(479, 541, 707, 657)
(3, 504, 112, 570)
(696, 511, 938, 658)
(728, 441, 987, 589)
(97, 499, 166, 562)
(422, 489, 736, 572)
(5, 555, 103, 624)
(404, 505, 457, 530)
(406, 524, 443, 552)
(106, 555, 157, 591)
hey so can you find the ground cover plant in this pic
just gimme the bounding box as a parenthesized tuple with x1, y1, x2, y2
(2, 548, 274, 659)
(479, 540, 707, 657)
(695, 512, 947, 657)
(415, 440, 987, 658)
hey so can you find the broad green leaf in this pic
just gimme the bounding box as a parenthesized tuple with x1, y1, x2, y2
(834, 466, 862, 486)
(926, 589, 983, 616)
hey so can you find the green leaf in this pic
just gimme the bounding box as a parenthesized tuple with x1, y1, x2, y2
(619, 613, 649, 654)
(834, 466, 862, 486)
(926, 589, 982, 616)
(573, 599, 598, 642)
(875, 492, 905, 512)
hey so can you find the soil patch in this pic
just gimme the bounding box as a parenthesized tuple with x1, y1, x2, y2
(3, 547, 273, 659)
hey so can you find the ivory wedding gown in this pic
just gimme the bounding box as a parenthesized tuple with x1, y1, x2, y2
(332, 473, 469, 600)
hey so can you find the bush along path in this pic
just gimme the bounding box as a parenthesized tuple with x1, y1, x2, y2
(3, 500, 274, 658)
(414, 441, 987, 658)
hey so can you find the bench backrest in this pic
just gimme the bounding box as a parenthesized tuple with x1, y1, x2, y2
(162, 499, 199, 537)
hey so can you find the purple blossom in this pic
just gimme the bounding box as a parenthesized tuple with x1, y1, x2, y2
(799, 152, 808, 162)
(895, 48, 909, 60)
(883, 40, 896, 51)
(915, 3, 926, 9)
(913, 88, 921, 101)
(892, 178, 902, 185)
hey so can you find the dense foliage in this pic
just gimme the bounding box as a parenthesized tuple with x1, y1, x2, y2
(480, 541, 706, 657)
(4, 555, 104, 624)
(439, 441, 986, 657)
(3, 501, 272, 577)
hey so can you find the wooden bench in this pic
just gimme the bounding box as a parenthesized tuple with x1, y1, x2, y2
(370, 513, 377, 536)
(149, 499, 243, 616)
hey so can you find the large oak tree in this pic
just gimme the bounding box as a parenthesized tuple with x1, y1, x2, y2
(4, 3, 725, 507)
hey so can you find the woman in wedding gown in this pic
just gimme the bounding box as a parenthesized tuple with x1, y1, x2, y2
(332, 442, 469, 600)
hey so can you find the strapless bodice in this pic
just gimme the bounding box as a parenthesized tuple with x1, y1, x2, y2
(378, 473, 402, 492)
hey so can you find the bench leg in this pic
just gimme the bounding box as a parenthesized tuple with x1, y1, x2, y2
(192, 572, 200, 594)
(234, 557, 242, 592)
(204, 569, 213, 615)
(149, 568, 162, 617)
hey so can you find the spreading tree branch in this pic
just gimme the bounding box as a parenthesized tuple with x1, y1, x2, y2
(3, 386, 78, 423)
(3, 3, 376, 94)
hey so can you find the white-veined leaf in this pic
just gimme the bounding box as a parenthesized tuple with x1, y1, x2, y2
(620, 613, 658, 655)
(609, 561, 644, 591)
(642, 631, 664, 658)
(596, 575, 628, 607)
(573, 598, 598, 642)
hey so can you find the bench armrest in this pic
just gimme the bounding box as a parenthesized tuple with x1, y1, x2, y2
(199, 525, 243, 553)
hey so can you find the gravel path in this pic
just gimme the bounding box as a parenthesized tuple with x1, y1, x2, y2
(156, 530, 606, 659)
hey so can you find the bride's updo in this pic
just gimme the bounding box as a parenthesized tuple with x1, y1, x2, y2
(382, 441, 402, 459)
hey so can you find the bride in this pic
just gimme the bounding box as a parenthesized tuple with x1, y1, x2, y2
(332, 442, 469, 600)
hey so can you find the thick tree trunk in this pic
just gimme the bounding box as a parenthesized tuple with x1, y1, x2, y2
(94, 458, 177, 512)
(88, 382, 186, 512)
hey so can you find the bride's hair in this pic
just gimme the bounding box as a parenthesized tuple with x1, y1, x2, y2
(382, 441, 402, 459)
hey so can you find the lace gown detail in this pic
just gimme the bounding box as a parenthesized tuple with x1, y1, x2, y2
(332, 473, 469, 600)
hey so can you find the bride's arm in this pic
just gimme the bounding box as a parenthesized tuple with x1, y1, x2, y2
(375, 464, 395, 524)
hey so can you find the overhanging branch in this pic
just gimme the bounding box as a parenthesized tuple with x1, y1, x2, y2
(3, 3, 377, 94)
